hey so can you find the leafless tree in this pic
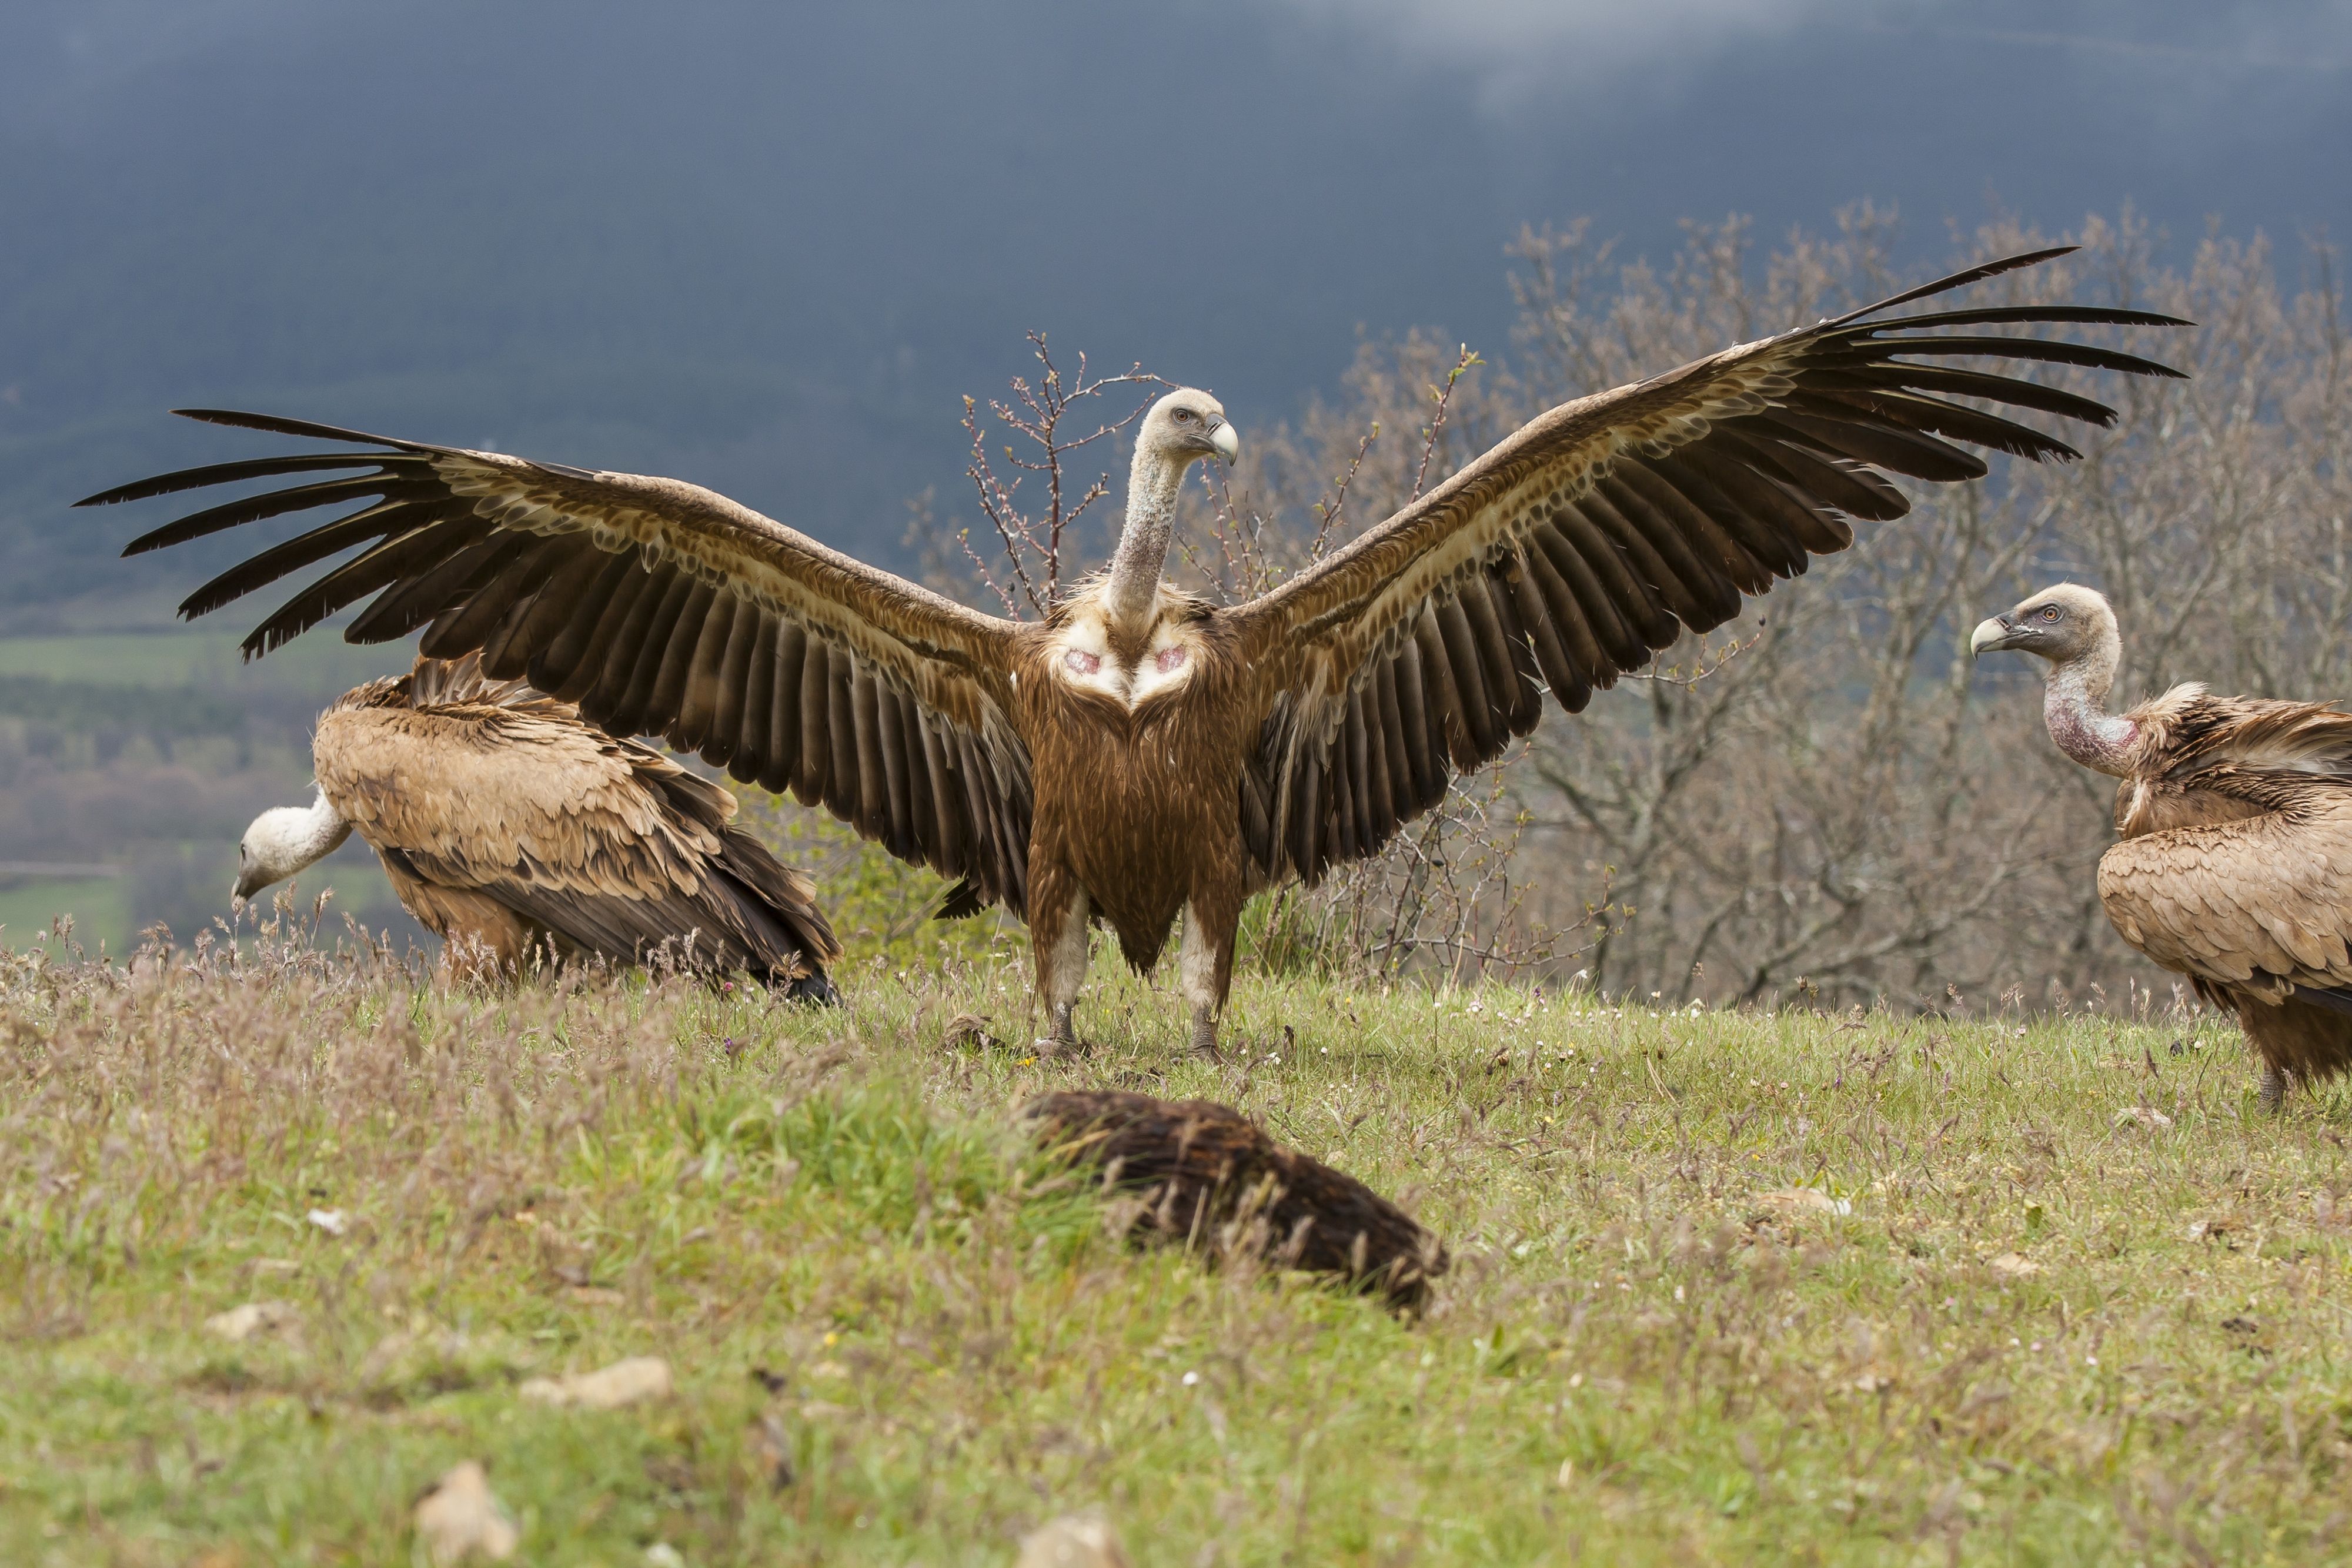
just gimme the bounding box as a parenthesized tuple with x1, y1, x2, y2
(934, 334, 1164, 618)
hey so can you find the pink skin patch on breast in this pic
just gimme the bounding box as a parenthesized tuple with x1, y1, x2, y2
(1154, 645, 1188, 674)
(1064, 649, 1100, 676)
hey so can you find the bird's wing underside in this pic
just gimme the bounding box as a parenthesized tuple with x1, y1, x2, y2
(1228, 246, 2189, 886)
(320, 684, 842, 978)
(87, 420, 1036, 917)
(2099, 795, 2352, 1004)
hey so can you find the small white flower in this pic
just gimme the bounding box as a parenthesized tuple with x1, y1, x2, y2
(1181, 1370, 1200, 1386)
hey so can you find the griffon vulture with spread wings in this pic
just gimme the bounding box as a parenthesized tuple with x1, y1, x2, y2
(88, 246, 2181, 1054)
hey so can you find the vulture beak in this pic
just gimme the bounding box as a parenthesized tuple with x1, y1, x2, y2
(1970, 614, 2019, 657)
(1208, 420, 1240, 464)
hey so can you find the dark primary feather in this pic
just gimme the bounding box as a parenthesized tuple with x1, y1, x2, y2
(77, 452, 398, 509)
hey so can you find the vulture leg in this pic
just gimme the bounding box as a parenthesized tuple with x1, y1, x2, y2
(1030, 865, 1091, 1055)
(1178, 895, 1240, 1062)
(2236, 993, 2352, 1109)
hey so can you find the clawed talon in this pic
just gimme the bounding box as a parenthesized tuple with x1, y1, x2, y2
(2259, 1066, 2290, 1113)
(1187, 1012, 1222, 1062)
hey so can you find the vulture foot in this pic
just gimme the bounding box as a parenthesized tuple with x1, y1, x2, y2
(2259, 1065, 2291, 1114)
(1033, 1002, 1087, 1059)
(1187, 1004, 1222, 1063)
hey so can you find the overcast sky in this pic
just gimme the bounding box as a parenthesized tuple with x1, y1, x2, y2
(2, 0, 2346, 623)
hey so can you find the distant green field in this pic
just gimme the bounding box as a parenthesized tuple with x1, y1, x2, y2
(0, 630, 422, 954)
(0, 874, 129, 956)
(0, 630, 404, 696)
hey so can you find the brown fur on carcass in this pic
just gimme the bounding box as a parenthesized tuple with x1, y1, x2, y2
(1024, 1089, 1448, 1311)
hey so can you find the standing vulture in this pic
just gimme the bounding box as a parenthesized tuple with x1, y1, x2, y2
(237, 652, 841, 995)
(1975, 585, 2352, 1107)
(88, 245, 2181, 1054)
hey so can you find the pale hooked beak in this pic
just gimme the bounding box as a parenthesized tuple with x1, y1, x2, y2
(1209, 420, 1240, 464)
(1970, 614, 2019, 657)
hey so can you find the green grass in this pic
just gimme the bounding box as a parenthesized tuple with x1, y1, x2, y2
(0, 631, 403, 697)
(0, 878, 130, 957)
(2, 944, 2348, 1565)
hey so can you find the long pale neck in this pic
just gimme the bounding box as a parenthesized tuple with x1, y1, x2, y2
(2043, 629, 2137, 775)
(281, 791, 354, 874)
(1105, 446, 1184, 634)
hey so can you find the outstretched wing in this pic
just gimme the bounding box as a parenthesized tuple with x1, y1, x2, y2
(1230, 246, 2188, 885)
(2099, 798, 2352, 1005)
(85, 416, 1035, 915)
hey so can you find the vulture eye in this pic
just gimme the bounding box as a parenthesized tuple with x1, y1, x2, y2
(1171, 408, 1195, 423)
(2040, 606, 2060, 622)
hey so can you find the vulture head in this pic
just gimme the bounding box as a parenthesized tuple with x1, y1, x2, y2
(1138, 389, 1240, 469)
(233, 787, 353, 905)
(1105, 389, 1242, 631)
(1973, 582, 2139, 774)
(1971, 584, 2121, 686)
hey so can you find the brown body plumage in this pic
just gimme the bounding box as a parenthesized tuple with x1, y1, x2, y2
(1025, 1089, 1447, 1310)
(239, 654, 841, 992)
(1976, 586, 2352, 1105)
(91, 246, 2183, 1052)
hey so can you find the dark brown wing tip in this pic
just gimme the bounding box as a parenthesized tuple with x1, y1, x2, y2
(936, 878, 987, 920)
(1823, 246, 2080, 327)
(171, 407, 427, 450)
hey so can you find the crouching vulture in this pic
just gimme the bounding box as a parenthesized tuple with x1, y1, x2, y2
(236, 652, 841, 995)
(1976, 586, 2352, 1107)
(87, 246, 2181, 1054)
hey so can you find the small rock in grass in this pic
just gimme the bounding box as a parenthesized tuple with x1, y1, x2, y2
(1756, 1188, 1850, 1216)
(413, 1460, 518, 1564)
(2113, 1106, 2173, 1130)
(306, 1208, 350, 1236)
(1987, 1252, 2042, 1279)
(518, 1355, 672, 1410)
(205, 1300, 298, 1343)
(1017, 1512, 1130, 1568)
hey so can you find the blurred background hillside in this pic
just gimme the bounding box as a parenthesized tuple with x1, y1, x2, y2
(2, 0, 2347, 984)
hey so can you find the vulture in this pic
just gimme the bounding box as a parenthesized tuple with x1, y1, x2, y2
(236, 651, 841, 995)
(1975, 585, 2352, 1108)
(86, 245, 2183, 1054)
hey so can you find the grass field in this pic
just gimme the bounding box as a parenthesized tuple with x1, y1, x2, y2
(0, 633, 402, 698)
(2, 937, 2347, 1566)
